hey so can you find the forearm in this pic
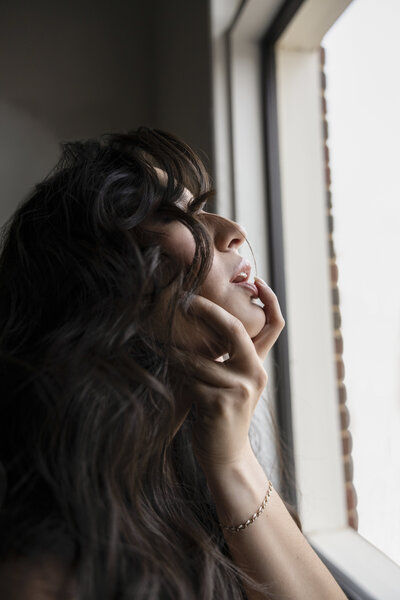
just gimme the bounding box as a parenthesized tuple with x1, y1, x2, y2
(204, 443, 347, 600)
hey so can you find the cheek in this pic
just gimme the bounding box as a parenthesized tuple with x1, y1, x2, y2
(199, 270, 266, 338)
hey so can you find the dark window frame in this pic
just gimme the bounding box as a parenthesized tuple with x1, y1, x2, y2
(260, 0, 304, 511)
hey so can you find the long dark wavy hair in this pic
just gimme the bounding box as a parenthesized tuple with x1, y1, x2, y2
(0, 127, 301, 599)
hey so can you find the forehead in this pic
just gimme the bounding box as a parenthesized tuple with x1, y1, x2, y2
(153, 166, 192, 209)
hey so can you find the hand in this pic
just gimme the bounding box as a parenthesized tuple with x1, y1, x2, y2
(171, 278, 285, 475)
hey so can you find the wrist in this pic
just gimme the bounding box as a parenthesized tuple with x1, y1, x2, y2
(200, 438, 257, 483)
(203, 442, 271, 527)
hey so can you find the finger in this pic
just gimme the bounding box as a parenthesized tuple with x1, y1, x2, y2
(187, 295, 257, 369)
(251, 278, 285, 360)
(169, 346, 239, 389)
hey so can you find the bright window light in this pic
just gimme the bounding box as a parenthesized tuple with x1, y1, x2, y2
(323, 0, 400, 566)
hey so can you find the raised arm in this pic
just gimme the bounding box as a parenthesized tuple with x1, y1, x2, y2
(205, 444, 346, 600)
(182, 280, 347, 600)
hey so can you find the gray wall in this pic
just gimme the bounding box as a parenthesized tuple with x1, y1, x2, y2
(0, 0, 213, 226)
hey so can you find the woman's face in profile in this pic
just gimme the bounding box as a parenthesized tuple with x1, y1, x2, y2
(147, 175, 266, 345)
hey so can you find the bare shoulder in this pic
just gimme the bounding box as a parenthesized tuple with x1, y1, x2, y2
(0, 555, 77, 600)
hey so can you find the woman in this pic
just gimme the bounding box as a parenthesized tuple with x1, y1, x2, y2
(0, 128, 346, 599)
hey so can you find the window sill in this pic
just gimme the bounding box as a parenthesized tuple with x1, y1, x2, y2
(307, 527, 400, 600)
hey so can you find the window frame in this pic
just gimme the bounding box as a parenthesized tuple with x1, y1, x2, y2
(210, 0, 400, 597)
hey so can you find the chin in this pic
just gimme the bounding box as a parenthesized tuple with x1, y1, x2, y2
(201, 307, 265, 360)
(236, 305, 266, 339)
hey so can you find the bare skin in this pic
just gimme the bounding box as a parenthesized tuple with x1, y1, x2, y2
(175, 285, 346, 600)
(150, 192, 347, 599)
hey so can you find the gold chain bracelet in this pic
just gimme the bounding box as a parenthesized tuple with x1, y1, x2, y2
(220, 480, 273, 534)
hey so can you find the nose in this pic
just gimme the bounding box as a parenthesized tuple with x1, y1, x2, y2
(214, 216, 247, 251)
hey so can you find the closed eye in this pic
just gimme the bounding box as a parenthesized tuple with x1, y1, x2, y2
(188, 198, 208, 214)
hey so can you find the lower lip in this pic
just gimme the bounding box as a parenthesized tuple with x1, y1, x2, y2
(232, 281, 259, 298)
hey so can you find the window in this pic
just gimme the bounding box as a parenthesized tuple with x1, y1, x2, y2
(211, 0, 400, 597)
(322, 0, 400, 567)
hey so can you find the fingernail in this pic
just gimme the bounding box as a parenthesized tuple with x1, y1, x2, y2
(254, 276, 267, 285)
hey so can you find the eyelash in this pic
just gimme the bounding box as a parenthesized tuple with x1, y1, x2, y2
(189, 200, 207, 214)
(154, 199, 207, 224)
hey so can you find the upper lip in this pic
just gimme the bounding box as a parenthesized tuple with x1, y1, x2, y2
(230, 258, 252, 283)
